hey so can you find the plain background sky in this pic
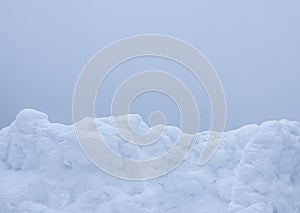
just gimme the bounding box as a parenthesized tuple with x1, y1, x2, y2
(0, 0, 299, 131)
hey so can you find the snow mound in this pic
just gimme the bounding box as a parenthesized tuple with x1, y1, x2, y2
(0, 109, 300, 212)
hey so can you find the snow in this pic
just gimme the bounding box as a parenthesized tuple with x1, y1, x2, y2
(0, 109, 300, 212)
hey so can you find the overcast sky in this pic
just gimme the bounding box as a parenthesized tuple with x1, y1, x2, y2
(1, 0, 299, 131)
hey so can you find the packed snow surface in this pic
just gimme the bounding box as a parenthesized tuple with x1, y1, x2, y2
(1, 109, 300, 212)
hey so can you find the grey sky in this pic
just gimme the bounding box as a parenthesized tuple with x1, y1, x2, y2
(0, 0, 299, 130)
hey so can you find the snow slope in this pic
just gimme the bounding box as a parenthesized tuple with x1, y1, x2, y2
(0, 109, 300, 212)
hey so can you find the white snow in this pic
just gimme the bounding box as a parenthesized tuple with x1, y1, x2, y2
(0, 109, 300, 212)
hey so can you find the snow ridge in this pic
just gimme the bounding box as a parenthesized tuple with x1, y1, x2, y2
(0, 109, 300, 212)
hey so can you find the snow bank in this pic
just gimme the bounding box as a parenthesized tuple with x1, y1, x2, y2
(0, 109, 300, 212)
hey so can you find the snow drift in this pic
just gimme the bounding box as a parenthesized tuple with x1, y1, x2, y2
(0, 109, 300, 212)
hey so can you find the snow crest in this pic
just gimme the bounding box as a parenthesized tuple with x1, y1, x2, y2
(0, 109, 300, 212)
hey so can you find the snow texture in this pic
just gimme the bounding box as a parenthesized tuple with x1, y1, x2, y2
(0, 109, 300, 212)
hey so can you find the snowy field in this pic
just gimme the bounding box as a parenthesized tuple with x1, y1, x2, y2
(0, 109, 300, 212)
